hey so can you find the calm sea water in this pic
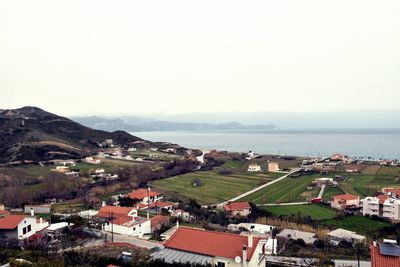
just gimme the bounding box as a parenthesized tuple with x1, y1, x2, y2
(132, 129, 400, 160)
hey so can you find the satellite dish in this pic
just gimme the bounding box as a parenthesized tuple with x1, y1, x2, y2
(235, 256, 241, 263)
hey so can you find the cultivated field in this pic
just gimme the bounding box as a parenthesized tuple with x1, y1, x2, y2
(151, 160, 285, 204)
(322, 216, 391, 236)
(262, 204, 337, 221)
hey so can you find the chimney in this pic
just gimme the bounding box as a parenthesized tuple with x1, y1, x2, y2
(176, 220, 180, 228)
(102, 201, 106, 207)
(242, 245, 248, 267)
(30, 208, 34, 217)
(248, 232, 253, 248)
(39, 218, 43, 224)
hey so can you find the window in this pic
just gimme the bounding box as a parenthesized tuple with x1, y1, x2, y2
(23, 227, 27, 235)
(27, 225, 31, 232)
(216, 262, 225, 267)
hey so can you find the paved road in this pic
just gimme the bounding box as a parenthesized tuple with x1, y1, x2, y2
(317, 184, 326, 199)
(218, 168, 301, 206)
(105, 232, 164, 250)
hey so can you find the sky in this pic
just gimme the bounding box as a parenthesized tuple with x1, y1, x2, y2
(1, 1, 400, 117)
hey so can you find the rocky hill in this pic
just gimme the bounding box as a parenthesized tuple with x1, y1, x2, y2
(0, 107, 191, 164)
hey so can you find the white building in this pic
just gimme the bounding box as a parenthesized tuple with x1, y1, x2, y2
(382, 198, 400, 221)
(361, 195, 389, 217)
(0, 215, 49, 240)
(277, 229, 316, 245)
(247, 163, 261, 172)
(327, 228, 366, 246)
(228, 223, 275, 235)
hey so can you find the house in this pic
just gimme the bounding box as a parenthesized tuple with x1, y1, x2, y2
(362, 195, 389, 217)
(151, 215, 170, 232)
(85, 156, 101, 164)
(382, 188, 400, 199)
(345, 165, 361, 173)
(246, 151, 255, 160)
(128, 147, 137, 152)
(224, 202, 252, 217)
(94, 168, 105, 175)
(327, 228, 366, 246)
(136, 201, 175, 211)
(152, 227, 271, 266)
(54, 166, 69, 173)
(0, 215, 48, 240)
(59, 160, 76, 166)
(0, 204, 5, 211)
(370, 240, 400, 267)
(128, 188, 163, 204)
(96, 205, 151, 238)
(247, 163, 261, 172)
(170, 209, 191, 221)
(330, 194, 360, 210)
(267, 162, 280, 172)
(382, 198, 400, 221)
(312, 177, 334, 187)
(227, 223, 275, 235)
(331, 153, 345, 161)
(277, 229, 316, 245)
(24, 204, 51, 215)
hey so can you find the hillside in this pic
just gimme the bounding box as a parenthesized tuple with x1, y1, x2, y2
(73, 116, 278, 132)
(0, 107, 190, 164)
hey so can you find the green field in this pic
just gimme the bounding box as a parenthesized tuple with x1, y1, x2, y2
(322, 186, 345, 202)
(240, 174, 319, 204)
(322, 216, 391, 236)
(151, 160, 285, 204)
(262, 204, 337, 221)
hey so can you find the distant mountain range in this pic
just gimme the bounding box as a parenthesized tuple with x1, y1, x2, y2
(0, 107, 191, 164)
(72, 116, 278, 132)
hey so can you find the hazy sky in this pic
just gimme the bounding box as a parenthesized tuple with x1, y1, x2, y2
(1, 1, 400, 116)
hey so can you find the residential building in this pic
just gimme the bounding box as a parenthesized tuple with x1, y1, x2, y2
(96, 205, 151, 238)
(24, 204, 51, 215)
(313, 177, 334, 187)
(247, 163, 261, 172)
(277, 229, 316, 245)
(382, 188, 400, 199)
(331, 153, 345, 161)
(370, 240, 400, 267)
(382, 198, 400, 221)
(362, 195, 389, 217)
(0, 215, 48, 240)
(267, 162, 280, 172)
(136, 201, 175, 211)
(327, 228, 366, 246)
(85, 156, 101, 164)
(228, 223, 275, 235)
(54, 166, 69, 173)
(330, 194, 360, 210)
(224, 202, 252, 217)
(128, 188, 163, 204)
(0, 204, 5, 211)
(150, 215, 170, 232)
(152, 227, 270, 266)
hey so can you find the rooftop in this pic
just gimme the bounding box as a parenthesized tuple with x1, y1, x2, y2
(224, 202, 251, 211)
(164, 227, 261, 261)
(371, 242, 400, 267)
(128, 188, 161, 200)
(332, 194, 359, 201)
(0, 215, 27, 229)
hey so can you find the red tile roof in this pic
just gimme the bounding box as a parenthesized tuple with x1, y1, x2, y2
(165, 227, 261, 261)
(151, 215, 169, 229)
(377, 195, 389, 204)
(383, 188, 400, 197)
(224, 202, 251, 211)
(371, 243, 400, 267)
(0, 215, 26, 229)
(128, 188, 161, 200)
(332, 194, 359, 201)
(97, 206, 135, 219)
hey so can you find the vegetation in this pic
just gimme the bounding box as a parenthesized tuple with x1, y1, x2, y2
(262, 204, 337, 221)
(322, 215, 391, 236)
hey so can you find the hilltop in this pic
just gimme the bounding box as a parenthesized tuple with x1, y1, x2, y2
(0, 107, 191, 164)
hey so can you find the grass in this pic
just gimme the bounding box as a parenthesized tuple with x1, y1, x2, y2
(240, 174, 319, 204)
(262, 204, 337, 221)
(152, 160, 285, 204)
(322, 216, 391, 236)
(322, 186, 345, 202)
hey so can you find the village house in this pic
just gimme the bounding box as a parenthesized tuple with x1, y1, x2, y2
(312, 177, 335, 187)
(0, 204, 5, 211)
(362, 195, 389, 217)
(58, 160, 76, 166)
(246, 150, 255, 160)
(128, 188, 163, 204)
(247, 163, 261, 172)
(330, 153, 346, 161)
(370, 240, 400, 267)
(382, 198, 400, 221)
(224, 202, 252, 217)
(277, 229, 316, 245)
(382, 188, 400, 199)
(330, 194, 360, 210)
(228, 223, 275, 235)
(85, 156, 101, 164)
(150, 214, 170, 232)
(0, 214, 48, 240)
(152, 227, 272, 266)
(327, 228, 366, 246)
(24, 204, 51, 215)
(96, 205, 151, 238)
(54, 166, 69, 173)
(267, 162, 280, 172)
(136, 201, 175, 212)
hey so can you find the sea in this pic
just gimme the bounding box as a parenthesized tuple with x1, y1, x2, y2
(132, 129, 400, 160)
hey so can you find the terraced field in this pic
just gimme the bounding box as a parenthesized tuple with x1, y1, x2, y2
(240, 174, 319, 204)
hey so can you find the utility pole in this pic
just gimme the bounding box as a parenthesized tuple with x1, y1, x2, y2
(110, 211, 114, 243)
(357, 244, 360, 267)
